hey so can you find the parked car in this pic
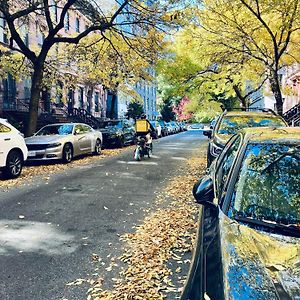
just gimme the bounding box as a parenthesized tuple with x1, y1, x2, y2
(0, 118, 28, 178)
(165, 122, 174, 135)
(187, 123, 204, 130)
(150, 120, 162, 138)
(25, 123, 102, 163)
(98, 119, 135, 148)
(158, 120, 169, 136)
(203, 109, 288, 166)
(181, 127, 300, 300)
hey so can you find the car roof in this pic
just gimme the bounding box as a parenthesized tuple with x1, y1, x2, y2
(223, 111, 280, 118)
(43, 123, 84, 126)
(241, 127, 300, 143)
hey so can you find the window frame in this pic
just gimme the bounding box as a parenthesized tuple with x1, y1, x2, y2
(0, 123, 11, 133)
(213, 134, 242, 207)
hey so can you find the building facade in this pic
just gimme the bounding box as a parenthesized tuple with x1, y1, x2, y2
(0, 2, 107, 121)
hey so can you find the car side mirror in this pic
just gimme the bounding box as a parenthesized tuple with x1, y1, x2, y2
(192, 175, 215, 206)
(203, 129, 212, 138)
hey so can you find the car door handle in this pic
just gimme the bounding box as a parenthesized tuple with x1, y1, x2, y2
(4, 138, 11, 141)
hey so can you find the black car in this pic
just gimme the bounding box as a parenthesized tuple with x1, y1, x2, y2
(203, 109, 288, 166)
(98, 119, 136, 148)
(181, 127, 300, 300)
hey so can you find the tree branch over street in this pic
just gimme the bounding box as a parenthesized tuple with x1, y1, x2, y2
(0, 0, 176, 136)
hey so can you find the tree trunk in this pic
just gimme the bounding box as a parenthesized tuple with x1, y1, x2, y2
(26, 63, 44, 137)
(232, 84, 247, 110)
(269, 70, 283, 116)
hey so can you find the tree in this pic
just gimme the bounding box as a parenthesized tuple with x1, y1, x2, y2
(173, 96, 193, 121)
(125, 101, 144, 119)
(159, 97, 175, 122)
(65, 27, 163, 116)
(157, 0, 300, 116)
(157, 23, 267, 111)
(194, 0, 300, 115)
(0, 0, 171, 136)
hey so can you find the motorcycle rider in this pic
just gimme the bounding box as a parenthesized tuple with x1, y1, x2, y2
(135, 114, 155, 151)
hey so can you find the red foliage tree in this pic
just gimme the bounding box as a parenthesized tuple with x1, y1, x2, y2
(173, 96, 193, 121)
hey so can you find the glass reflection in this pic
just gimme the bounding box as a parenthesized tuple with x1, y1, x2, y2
(230, 143, 300, 225)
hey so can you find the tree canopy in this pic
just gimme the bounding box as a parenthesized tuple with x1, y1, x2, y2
(0, 0, 179, 135)
(157, 0, 300, 116)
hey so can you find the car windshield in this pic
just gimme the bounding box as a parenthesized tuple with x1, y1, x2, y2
(218, 116, 286, 135)
(36, 124, 74, 136)
(100, 121, 122, 129)
(230, 142, 300, 227)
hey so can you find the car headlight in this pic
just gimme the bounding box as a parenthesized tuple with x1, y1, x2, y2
(46, 142, 62, 148)
(210, 143, 223, 157)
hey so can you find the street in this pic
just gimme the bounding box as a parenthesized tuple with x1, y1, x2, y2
(0, 130, 208, 300)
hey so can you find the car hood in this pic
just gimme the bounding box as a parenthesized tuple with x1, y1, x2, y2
(219, 211, 300, 299)
(214, 133, 232, 147)
(25, 135, 69, 144)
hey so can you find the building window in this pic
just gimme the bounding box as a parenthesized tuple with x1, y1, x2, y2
(75, 17, 80, 33)
(54, 3, 58, 23)
(65, 12, 70, 31)
(95, 92, 100, 112)
(78, 87, 84, 108)
(3, 19, 8, 44)
(24, 32, 29, 47)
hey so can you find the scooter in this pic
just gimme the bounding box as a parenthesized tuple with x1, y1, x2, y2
(134, 136, 152, 161)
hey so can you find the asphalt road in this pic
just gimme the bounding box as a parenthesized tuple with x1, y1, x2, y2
(0, 130, 207, 300)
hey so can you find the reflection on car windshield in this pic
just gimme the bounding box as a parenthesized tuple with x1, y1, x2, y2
(101, 121, 122, 129)
(218, 116, 286, 135)
(36, 124, 74, 136)
(230, 142, 300, 227)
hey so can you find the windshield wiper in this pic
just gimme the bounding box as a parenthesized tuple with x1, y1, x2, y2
(234, 215, 300, 238)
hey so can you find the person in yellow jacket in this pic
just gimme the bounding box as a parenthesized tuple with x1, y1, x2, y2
(135, 114, 155, 145)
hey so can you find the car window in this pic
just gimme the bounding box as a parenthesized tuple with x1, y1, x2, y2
(83, 125, 92, 133)
(36, 124, 73, 135)
(75, 125, 85, 134)
(229, 142, 300, 226)
(215, 135, 241, 197)
(0, 123, 11, 133)
(217, 115, 286, 135)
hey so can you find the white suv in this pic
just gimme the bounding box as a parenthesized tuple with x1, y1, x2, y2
(0, 118, 28, 179)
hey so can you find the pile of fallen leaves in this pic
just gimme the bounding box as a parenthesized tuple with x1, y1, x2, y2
(86, 152, 207, 300)
(0, 148, 129, 190)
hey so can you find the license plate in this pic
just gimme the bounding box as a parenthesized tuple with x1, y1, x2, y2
(28, 151, 36, 157)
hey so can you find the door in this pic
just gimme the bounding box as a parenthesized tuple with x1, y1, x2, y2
(74, 124, 90, 153)
(82, 125, 94, 152)
(2, 74, 16, 110)
(123, 121, 135, 143)
(0, 122, 13, 167)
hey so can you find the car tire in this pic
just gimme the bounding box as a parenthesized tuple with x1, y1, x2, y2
(118, 136, 125, 148)
(94, 139, 102, 155)
(62, 143, 73, 163)
(3, 150, 23, 179)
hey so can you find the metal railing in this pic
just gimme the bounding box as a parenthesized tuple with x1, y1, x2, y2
(283, 103, 300, 126)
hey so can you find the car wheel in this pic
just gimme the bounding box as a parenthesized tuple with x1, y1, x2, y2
(3, 150, 23, 179)
(62, 143, 73, 163)
(118, 136, 125, 148)
(94, 139, 102, 155)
